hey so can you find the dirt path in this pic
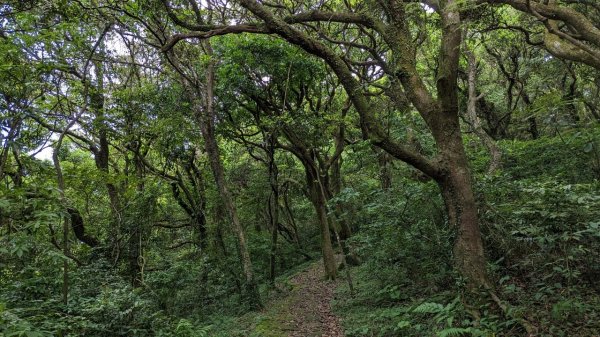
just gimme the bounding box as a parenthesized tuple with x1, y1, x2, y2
(286, 261, 345, 337)
(250, 260, 345, 337)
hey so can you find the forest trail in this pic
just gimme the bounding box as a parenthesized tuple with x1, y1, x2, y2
(250, 259, 345, 337)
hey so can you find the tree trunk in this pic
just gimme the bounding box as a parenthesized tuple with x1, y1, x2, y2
(200, 112, 261, 306)
(329, 156, 360, 266)
(562, 65, 579, 123)
(52, 130, 70, 306)
(435, 120, 490, 290)
(465, 47, 502, 175)
(520, 92, 539, 139)
(527, 117, 539, 139)
(171, 157, 208, 250)
(282, 185, 303, 250)
(187, 157, 208, 250)
(0, 117, 21, 182)
(377, 150, 393, 189)
(306, 168, 337, 280)
(129, 152, 144, 288)
(67, 207, 99, 247)
(189, 41, 261, 308)
(90, 59, 122, 261)
(267, 134, 279, 285)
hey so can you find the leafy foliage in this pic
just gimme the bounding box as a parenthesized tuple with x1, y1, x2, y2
(2, 1, 600, 336)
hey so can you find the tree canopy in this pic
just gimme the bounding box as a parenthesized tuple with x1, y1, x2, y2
(1, 0, 600, 336)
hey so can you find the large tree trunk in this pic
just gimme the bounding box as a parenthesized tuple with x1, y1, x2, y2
(435, 119, 490, 290)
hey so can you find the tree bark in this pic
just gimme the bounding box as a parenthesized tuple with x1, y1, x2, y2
(377, 150, 393, 189)
(267, 133, 279, 285)
(67, 207, 99, 247)
(481, 0, 600, 72)
(89, 58, 122, 261)
(129, 150, 145, 288)
(186, 156, 208, 249)
(282, 183, 303, 250)
(52, 126, 72, 306)
(187, 41, 262, 308)
(306, 168, 337, 280)
(0, 116, 21, 182)
(465, 47, 502, 174)
(434, 115, 491, 289)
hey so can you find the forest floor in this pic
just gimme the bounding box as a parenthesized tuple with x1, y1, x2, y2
(234, 259, 345, 337)
(284, 260, 345, 337)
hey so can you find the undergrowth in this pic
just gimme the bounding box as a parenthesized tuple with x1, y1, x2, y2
(332, 129, 600, 337)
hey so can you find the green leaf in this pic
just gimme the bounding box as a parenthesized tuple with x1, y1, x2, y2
(413, 302, 445, 314)
(397, 320, 411, 329)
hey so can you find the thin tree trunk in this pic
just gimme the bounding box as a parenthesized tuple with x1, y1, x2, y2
(584, 100, 600, 121)
(190, 41, 261, 308)
(0, 117, 21, 182)
(465, 47, 502, 175)
(562, 64, 579, 123)
(89, 58, 121, 262)
(267, 134, 279, 285)
(186, 157, 208, 249)
(520, 92, 539, 139)
(377, 150, 393, 189)
(282, 185, 302, 250)
(129, 152, 144, 287)
(306, 168, 337, 280)
(52, 124, 75, 306)
(67, 207, 98, 247)
(329, 157, 360, 266)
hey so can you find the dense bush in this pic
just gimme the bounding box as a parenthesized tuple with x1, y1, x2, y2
(334, 131, 600, 337)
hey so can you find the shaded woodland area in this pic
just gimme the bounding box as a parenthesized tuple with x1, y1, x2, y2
(1, 0, 600, 336)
